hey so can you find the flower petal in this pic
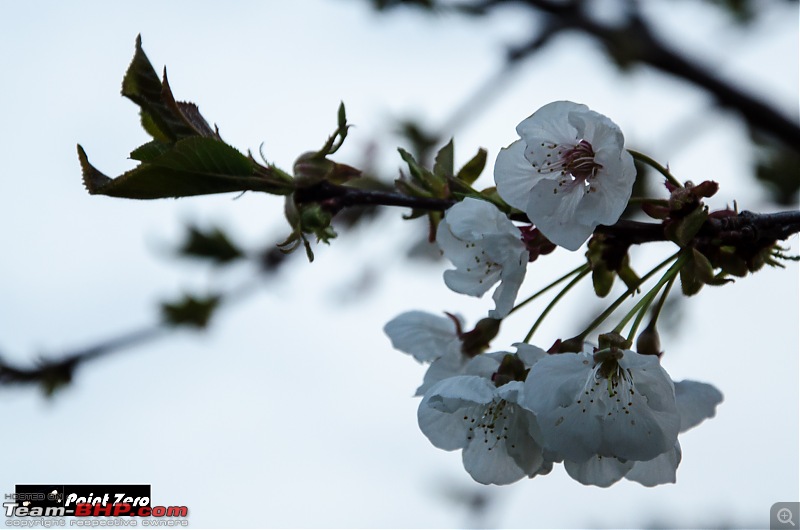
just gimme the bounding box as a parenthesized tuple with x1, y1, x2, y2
(384, 310, 461, 363)
(564, 455, 633, 487)
(674, 380, 724, 433)
(418, 376, 496, 450)
(625, 442, 682, 486)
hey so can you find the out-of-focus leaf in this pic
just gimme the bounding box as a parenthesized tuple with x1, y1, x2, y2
(161, 294, 221, 329)
(433, 139, 454, 179)
(754, 132, 800, 206)
(456, 148, 487, 186)
(179, 225, 243, 264)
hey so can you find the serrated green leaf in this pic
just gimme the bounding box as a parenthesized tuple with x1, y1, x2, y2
(456, 148, 487, 185)
(149, 137, 253, 176)
(121, 36, 210, 143)
(79, 142, 289, 199)
(433, 139, 454, 179)
(130, 140, 171, 162)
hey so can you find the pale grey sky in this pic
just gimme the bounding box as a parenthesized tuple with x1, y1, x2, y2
(0, 1, 797, 528)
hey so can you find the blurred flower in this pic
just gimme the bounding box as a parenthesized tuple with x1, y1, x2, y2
(494, 101, 636, 251)
(436, 198, 528, 318)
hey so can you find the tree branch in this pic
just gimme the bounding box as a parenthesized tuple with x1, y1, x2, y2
(464, 0, 800, 150)
(298, 181, 800, 247)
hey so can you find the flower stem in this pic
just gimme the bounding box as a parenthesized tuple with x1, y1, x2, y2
(569, 251, 681, 343)
(509, 263, 589, 315)
(629, 271, 677, 344)
(614, 252, 688, 338)
(628, 149, 682, 189)
(523, 267, 591, 343)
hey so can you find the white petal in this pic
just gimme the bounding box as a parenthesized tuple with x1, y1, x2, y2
(494, 140, 538, 212)
(516, 101, 588, 145)
(674, 380, 724, 432)
(415, 351, 469, 396)
(564, 455, 633, 487)
(384, 310, 461, 363)
(596, 352, 680, 461)
(526, 179, 595, 250)
(440, 197, 519, 241)
(489, 248, 527, 318)
(625, 442, 682, 486)
(443, 268, 499, 297)
(461, 399, 544, 485)
(462, 434, 528, 485)
(520, 352, 604, 461)
(417, 376, 496, 451)
(512, 343, 548, 368)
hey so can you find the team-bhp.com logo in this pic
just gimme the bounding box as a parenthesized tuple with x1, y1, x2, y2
(4, 485, 188, 523)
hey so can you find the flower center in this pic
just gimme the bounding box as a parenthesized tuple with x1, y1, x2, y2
(561, 140, 602, 181)
(463, 399, 516, 450)
(532, 139, 603, 185)
(574, 359, 637, 417)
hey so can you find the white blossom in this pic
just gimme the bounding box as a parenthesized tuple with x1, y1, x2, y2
(383, 310, 467, 395)
(564, 379, 722, 487)
(519, 348, 680, 464)
(417, 345, 548, 485)
(436, 198, 528, 319)
(494, 101, 636, 251)
(520, 347, 723, 487)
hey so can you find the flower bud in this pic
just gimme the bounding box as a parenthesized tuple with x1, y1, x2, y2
(636, 323, 663, 357)
(598, 331, 631, 351)
(460, 317, 501, 357)
(293, 152, 360, 186)
(491, 354, 528, 387)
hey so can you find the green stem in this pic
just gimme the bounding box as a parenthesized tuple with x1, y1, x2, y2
(523, 267, 591, 343)
(509, 263, 589, 316)
(615, 253, 687, 338)
(628, 149, 682, 189)
(570, 251, 681, 343)
(640, 271, 676, 335)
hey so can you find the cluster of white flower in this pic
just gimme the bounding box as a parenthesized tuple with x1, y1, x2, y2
(385, 101, 723, 486)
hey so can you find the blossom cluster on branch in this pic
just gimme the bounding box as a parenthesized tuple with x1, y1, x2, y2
(384, 101, 732, 486)
(64, 38, 798, 488)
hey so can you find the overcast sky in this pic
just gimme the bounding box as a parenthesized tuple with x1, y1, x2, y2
(0, 1, 797, 528)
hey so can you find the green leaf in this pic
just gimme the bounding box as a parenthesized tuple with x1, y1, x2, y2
(161, 293, 221, 329)
(456, 148, 487, 185)
(667, 206, 708, 247)
(679, 248, 715, 296)
(130, 141, 171, 162)
(398, 148, 443, 194)
(79, 141, 290, 199)
(433, 139, 454, 179)
(121, 36, 214, 142)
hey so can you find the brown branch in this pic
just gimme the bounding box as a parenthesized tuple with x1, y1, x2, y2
(458, 0, 800, 150)
(298, 181, 800, 246)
